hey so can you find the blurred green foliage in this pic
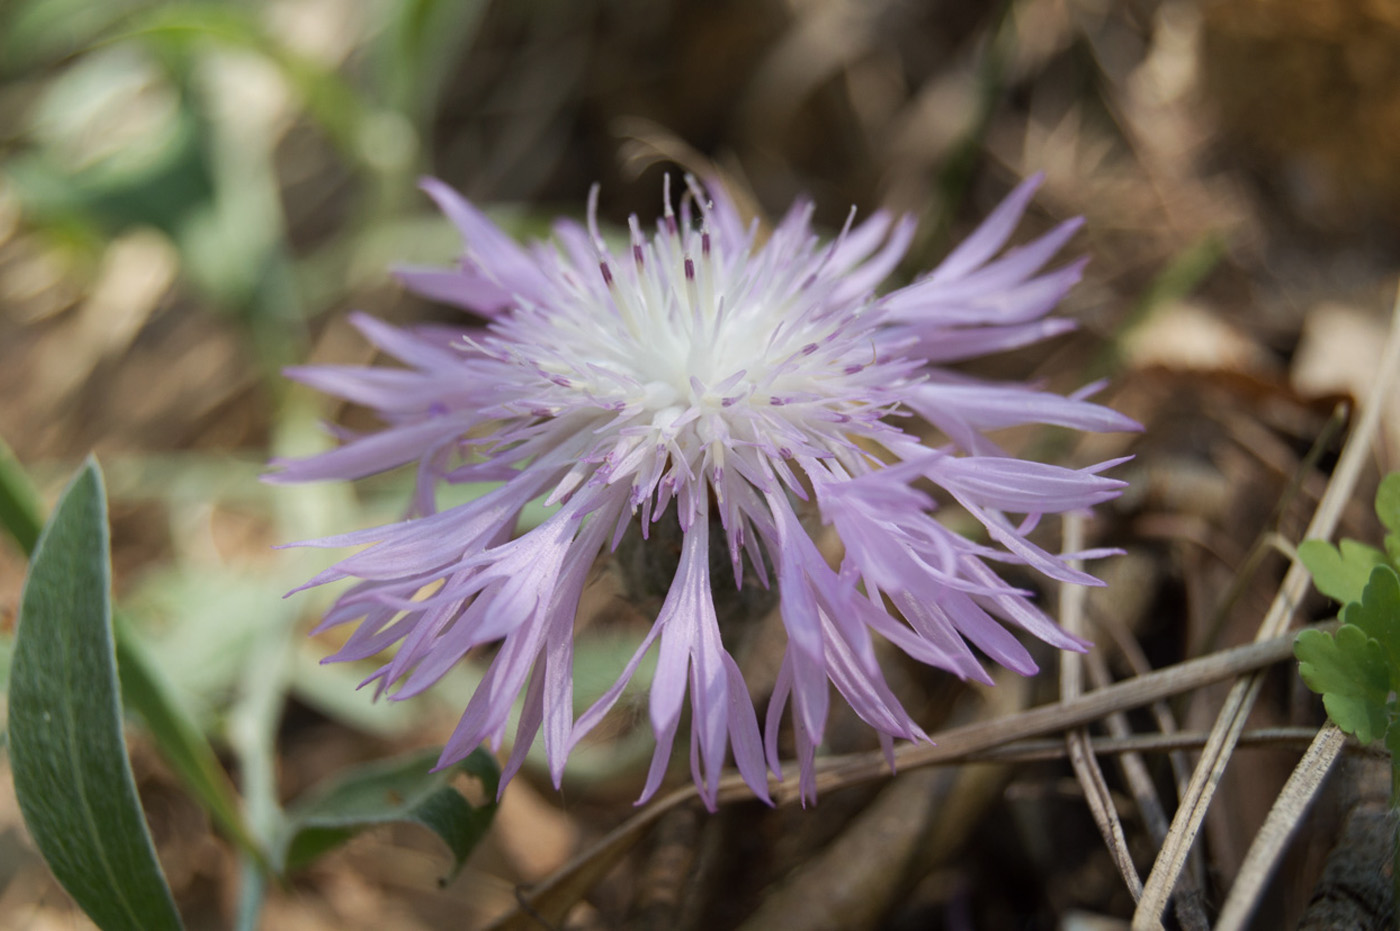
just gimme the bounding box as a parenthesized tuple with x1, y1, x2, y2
(0, 0, 494, 382)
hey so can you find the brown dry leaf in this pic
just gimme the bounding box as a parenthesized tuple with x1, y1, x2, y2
(1292, 300, 1400, 465)
(1122, 301, 1274, 373)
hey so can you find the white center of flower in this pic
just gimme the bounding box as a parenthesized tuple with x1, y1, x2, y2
(473, 190, 904, 526)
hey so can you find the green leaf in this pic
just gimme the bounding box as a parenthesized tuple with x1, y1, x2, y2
(114, 620, 266, 866)
(1342, 566, 1400, 687)
(1294, 625, 1391, 744)
(1299, 538, 1389, 605)
(0, 433, 44, 555)
(279, 747, 499, 881)
(380, 0, 488, 122)
(1378, 473, 1400, 535)
(1377, 473, 1400, 569)
(8, 460, 184, 931)
(289, 647, 428, 737)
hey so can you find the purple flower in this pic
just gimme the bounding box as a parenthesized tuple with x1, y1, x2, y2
(270, 174, 1139, 808)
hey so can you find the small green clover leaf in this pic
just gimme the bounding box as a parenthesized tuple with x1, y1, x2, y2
(1378, 472, 1400, 532)
(1298, 538, 1389, 605)
(1295, 513, 1400, 748)
(1342, 566, 1400, 676)
(1294, 625, 1392, 744)
(1300, 474, 1400, 606)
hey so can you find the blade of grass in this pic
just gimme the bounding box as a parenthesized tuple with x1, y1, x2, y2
(114, 621, 267, 867)
(0, 434, 44, 555)
(1088, 233, 1227, 382)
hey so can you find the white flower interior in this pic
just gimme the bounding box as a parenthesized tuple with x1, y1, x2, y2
(471, 181, 909, 533)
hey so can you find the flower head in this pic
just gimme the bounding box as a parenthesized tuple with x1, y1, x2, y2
(271, 174, 1138, 807)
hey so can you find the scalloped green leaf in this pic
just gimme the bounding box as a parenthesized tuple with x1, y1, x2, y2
(1294, 625, 1391, 744)
(8, 461, 184, 931)
(1378, 473, 1400, 570)
(1377, 473, 1400, 534)
(1342, 566, 1400, 688)
(1299, 538, 1389, 605)
(279, 747, 499, 881)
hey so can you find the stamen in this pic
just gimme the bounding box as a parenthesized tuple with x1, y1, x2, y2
(629, 216, 645, 268)
(663, 174, 678, 236)
(684, 253, 702, 332)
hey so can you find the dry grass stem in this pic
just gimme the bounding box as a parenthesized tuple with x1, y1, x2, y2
(972, 727, 1341, 763)
(1213, 723, 1349, 931)
(1085, 646, 1211, 931)
(1060, 513, 1145, 899)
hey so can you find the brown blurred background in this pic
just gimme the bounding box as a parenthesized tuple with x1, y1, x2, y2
(1, 0, 1399, 927)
